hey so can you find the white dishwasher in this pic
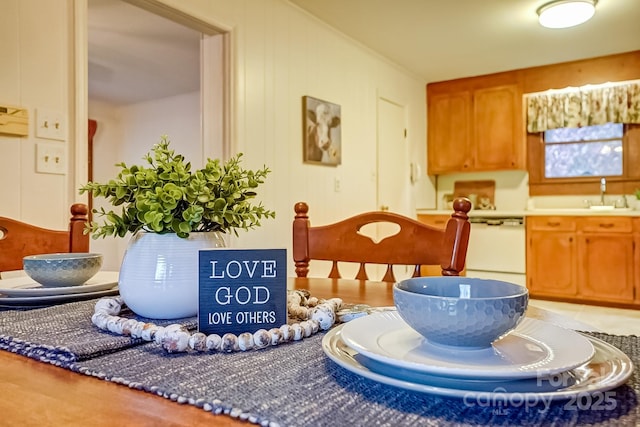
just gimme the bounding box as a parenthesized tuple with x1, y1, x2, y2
(465, 217, 526, 286)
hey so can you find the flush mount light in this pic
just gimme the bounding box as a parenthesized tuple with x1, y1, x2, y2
(537, 0, 597, 29)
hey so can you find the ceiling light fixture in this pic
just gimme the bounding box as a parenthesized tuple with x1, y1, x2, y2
(537, 0, 597, 29)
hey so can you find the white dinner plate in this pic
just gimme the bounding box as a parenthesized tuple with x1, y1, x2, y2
(323, 325, 633, 401)
(340, 311, 595, 380)
(0, 271, 119, 297)
(0, 287, 119, 307)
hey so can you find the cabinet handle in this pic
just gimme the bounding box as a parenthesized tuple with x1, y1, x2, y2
(546, 222, 561, 227)
(599, 223, 615, 229)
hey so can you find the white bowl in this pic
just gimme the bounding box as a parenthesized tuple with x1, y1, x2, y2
(393, 277, 529, 348)
(23, 253, 103, 287)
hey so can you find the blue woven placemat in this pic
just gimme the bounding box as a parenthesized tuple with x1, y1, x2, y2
(0, 299, 638, 426)
(72, 332, 640, 427)
(0, 299, 195, 365)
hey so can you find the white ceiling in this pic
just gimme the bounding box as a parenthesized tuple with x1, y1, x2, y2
(88, 0, 640, 106)
(289, 0, 640, 83)
(88, 0, 201, 106)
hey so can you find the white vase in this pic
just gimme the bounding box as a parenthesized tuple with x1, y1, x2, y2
(118, 231, 225, 319)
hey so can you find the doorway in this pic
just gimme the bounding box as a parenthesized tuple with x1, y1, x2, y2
(86, 0, 228, 163)
(76, 0, 229, 269)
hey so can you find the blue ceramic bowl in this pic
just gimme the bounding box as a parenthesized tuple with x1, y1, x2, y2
(393, 277, 529, 348)
(23, 253, 103, 287)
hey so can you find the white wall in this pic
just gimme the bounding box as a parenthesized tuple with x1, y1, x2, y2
(0, 0, 72, 227)
(88, 91, 201, 270)
(157, 0, 432, 253)
(3, 0, 432, 277)
(87, 99, 122, 270)
(92, 0, 432, 274)
(436, 171, 530, 211)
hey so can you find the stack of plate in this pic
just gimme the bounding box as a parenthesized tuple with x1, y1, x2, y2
(322, 311, 633, 401)
(0, 271, 119, 308)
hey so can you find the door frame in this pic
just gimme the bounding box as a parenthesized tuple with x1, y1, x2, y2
(71, 0, 232, 207)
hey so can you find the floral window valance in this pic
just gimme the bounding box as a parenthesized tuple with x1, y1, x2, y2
(526, 81, 640, 133)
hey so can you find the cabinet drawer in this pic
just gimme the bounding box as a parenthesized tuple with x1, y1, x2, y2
(579, 217, 633, 233)
(527, 216, 577, 231)
(417, 215, 449, 229)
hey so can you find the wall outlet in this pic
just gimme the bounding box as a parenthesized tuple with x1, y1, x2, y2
(35, 108, 66, 141)
(36, 142, 66, 175)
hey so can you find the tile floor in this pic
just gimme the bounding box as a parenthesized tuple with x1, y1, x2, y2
(530, 298, 640, 336)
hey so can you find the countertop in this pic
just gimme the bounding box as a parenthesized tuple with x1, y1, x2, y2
(417, 208, 640, 217)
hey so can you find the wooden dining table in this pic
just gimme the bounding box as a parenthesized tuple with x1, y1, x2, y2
(0, 277, 393, 426)
(0, 277, 610, 426)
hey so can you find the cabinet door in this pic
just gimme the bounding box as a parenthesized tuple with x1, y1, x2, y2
(578, 234, 635, 303)
(527, 231, 577, 297)
(473, 84, 524, 171)
(427, 91, 472, 174)
(635, 219, 640, 304)
(416, 214, 449, 229)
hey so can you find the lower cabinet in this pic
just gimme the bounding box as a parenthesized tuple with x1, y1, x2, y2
(636, 221, 640, 305)
(527, 216, 637, 306)
(527, 217, 577, 297)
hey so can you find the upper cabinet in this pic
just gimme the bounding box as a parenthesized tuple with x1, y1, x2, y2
(427, 91, 472, 173)
(427, 74, 525, 175)
(474, 84, 524, 171)
(426, 51, 640, 176)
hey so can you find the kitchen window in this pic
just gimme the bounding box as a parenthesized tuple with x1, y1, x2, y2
(526, 81, 640, 196)
(544, 123, 623, 178)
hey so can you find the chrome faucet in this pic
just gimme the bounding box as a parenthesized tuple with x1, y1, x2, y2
(600, 177, 606, 205)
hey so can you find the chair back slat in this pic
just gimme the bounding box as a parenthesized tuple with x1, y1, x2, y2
(292, 198, 472, 282)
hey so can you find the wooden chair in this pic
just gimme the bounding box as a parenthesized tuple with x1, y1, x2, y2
(0, 203, 90, 272)
(292, 198, 472, 282)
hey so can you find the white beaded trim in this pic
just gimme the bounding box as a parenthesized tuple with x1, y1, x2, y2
(92, 290, 343, 353)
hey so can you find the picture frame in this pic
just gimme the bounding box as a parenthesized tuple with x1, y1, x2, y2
(303, 96, 341, 166)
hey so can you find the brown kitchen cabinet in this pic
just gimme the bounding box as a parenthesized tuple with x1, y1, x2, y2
(427, 80, 525, 175)
(526, 217, 578, 298)
(577, 217, 634, 303)
(473, 85, 524, 170)
(635, 219, 640, 304)
(417, 214, 450, 229)
(527, 215, 637, 307)
(426, 91, 472, 173)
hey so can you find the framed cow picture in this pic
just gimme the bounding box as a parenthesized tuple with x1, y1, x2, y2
(303, 96, 341, 166)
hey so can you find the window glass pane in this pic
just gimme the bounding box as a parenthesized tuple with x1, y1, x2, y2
(545, 141, 622, 178)
(544, 123, 623, 143)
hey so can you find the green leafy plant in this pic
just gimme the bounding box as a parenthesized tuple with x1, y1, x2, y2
(635, 189, 640, 200)
(79, 136, 275, 238)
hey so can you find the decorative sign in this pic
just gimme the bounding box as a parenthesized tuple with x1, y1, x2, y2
(198, 249, 287, 335)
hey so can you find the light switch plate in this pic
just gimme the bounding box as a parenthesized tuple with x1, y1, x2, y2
(36, 142, 66, 175)
(35, 108, 66, 141)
